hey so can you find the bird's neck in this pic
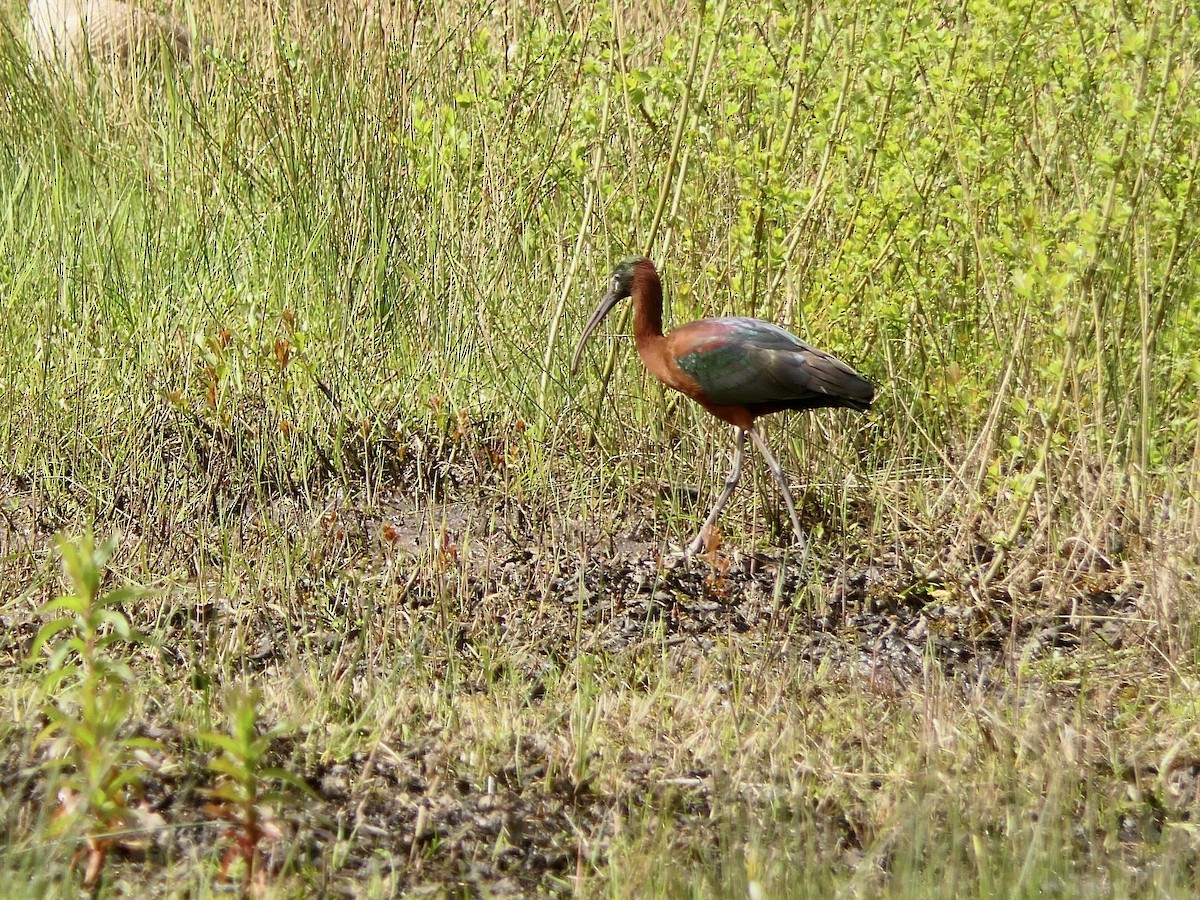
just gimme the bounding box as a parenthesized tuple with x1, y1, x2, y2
(631, 264, 665, 352)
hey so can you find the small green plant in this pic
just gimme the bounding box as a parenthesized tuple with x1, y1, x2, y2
(199, 686, 308, 898)
(28, 532, 156, 893)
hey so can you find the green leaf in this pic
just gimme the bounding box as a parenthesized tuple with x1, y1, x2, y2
(261, 767, 316, 795)
(99, 587, 149, 609)
(41, 663, 80, 692)
(201, 783, 245, 804)
(107, 768, 150, 795)
(207, 757, 250, 780)
(199, 732, 247, 757)
(39, 597, 85, 617)
(27, 618, 77, 661)
(32, 720, 66, 750)
(119, 736, 160, 753)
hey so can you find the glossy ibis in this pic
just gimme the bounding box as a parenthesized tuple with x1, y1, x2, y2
(572, 257, 874, 558)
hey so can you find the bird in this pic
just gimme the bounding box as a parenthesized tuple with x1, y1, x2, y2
(571, 257, 874, 559)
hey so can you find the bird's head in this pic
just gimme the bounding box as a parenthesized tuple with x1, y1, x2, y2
(606, 256, 640, 302)
(571, 257, 649, 374)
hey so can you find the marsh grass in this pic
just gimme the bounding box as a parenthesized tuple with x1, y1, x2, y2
(2, 0, 1200, 895)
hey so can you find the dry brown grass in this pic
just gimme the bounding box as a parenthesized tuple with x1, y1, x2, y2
(1, 0, 1199, 895)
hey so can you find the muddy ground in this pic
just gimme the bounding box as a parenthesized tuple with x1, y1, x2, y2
(0, 446, 1164, 895)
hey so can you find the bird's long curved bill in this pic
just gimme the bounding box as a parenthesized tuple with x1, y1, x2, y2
(570, 287, 620, 374)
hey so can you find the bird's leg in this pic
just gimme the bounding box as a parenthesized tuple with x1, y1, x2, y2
(686, 427, 746, 558)
(748, 428, 809, 562)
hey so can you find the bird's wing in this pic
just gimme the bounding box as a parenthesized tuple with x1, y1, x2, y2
(672, 318, 872, 408)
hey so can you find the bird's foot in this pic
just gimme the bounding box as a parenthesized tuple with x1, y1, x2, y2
(681, 526, 722, 565)
(658, 534, 707, 571)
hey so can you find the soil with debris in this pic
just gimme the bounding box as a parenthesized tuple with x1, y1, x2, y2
(0, 441, 1160, 895)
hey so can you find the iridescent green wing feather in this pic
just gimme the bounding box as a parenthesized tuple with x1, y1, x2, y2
(674, 318, 871, 409)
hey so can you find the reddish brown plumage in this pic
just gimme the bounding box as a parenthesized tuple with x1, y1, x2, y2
(626, 260, 718, 413)
(572, 256, 874, 557)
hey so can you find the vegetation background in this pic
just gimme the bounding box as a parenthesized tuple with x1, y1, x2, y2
(1, 0, 1199, 895)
